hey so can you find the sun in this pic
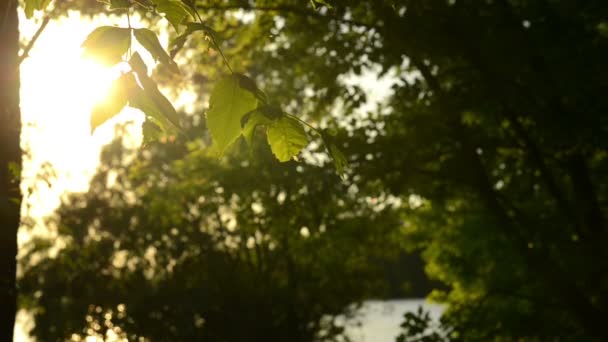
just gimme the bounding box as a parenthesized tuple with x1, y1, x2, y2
(19, 12, 145, 218)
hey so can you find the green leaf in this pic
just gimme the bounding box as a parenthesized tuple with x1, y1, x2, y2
(24, 0, 51, 18)
(206, 75, 258, 156)
(128, 53, 181, 130)
(169, 22, 218, 58)
(321, 131, 348, 178)
(91, 73, 137, 133)
(242, 110, 273, 146)
(267, 116, 309, 162)
(133, 28, 179, 73)
(128, 51, 148, 75)
(129, 90, 172, 131)
(152, 0, 194, 30)
(81, 26, 131, 66)
(327, 142, 347, 178)
(310, 0, 332, 10)
(235, 74, 268, 104)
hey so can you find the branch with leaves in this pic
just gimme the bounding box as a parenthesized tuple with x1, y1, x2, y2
(23, 0, 346, 177)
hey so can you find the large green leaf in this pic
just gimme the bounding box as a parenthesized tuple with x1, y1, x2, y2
(128, 53, 181, 130)
(91, 73, 137, 133)
(206, 75, 258, 156)
(152, 0, 194, 30)
(267, 116, 309, 162)
(129, 90, 173, 131)
(133, 28, 179, 73)
(81, 26, 131, 66)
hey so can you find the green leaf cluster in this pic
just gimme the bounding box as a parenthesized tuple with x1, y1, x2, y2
(82, 24, 181, 136)
(77, 1, 346, 177)
(24, 0, 51, 18)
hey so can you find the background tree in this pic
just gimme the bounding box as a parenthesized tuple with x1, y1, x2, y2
(20, 120, 405, 341)
(179, 0, 608, 340)
(11, 0, 608, 340)
(6, 0, 343, 338)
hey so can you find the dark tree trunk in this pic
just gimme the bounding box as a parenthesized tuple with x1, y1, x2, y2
(0, 0, 21, 340)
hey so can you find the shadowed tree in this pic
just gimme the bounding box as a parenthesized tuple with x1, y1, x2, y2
(11, 0, 608, 340)
(20, 121, 405, 341)
(0, 0, 22, 339)
(176, 1, 608, 340)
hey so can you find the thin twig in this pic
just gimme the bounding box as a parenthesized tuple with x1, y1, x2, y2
(285, 112, 320, 135)
(126, 10, 132, 59)
(193, 9, 233, 74)
(18, 15, 51, 65)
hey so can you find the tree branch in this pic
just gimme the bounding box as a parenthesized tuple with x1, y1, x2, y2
(195, 3, 379, 30)
(18, 15, 51, 65)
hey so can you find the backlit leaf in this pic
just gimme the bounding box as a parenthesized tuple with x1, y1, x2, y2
(128, 53, 181, 130)
(152, 0, 194, 30)
(310, 0, 332, 10)
(321, 131, 348, 178)
(128, 51, 148, 75)
(206, 75, 258, 156)
(133, 28, 179, 73)
(327, 142, 347, 178)
(91, 73, 137, 133)
(169, 22, 218, 58)
(24, 0, 51, 18)
(242, 110, 273, 146)
(267, 116, 309, 162)
(81, 26, 131, 66)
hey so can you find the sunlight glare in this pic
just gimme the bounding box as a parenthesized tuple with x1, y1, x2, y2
(20, 12, 144, 220)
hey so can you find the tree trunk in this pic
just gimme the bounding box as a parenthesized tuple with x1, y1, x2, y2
(0, 0, 21, 340)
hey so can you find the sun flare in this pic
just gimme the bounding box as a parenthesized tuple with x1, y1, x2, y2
(19, 13, 145, 221)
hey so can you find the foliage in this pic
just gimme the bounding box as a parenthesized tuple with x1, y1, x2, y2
(19, 120, 403, 340)
(166, 0, 607, 340)
(25, 0, 347, 176)
(18, 0, 608, 340)
(396, 307, 449, 342)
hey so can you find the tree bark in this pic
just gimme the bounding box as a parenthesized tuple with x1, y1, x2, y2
(0, 0, 21, 340)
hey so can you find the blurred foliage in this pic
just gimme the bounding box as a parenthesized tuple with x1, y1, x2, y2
(20, 120, 403, 340)
(171, 0, 606, 340)
(19, 0, 608, 341)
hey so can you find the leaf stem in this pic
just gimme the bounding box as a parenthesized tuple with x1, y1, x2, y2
(285, 113, 321, 135)
(18, 12, 52, 65)
(193, 8, 233, 74)
(126, 10, 132, 59)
